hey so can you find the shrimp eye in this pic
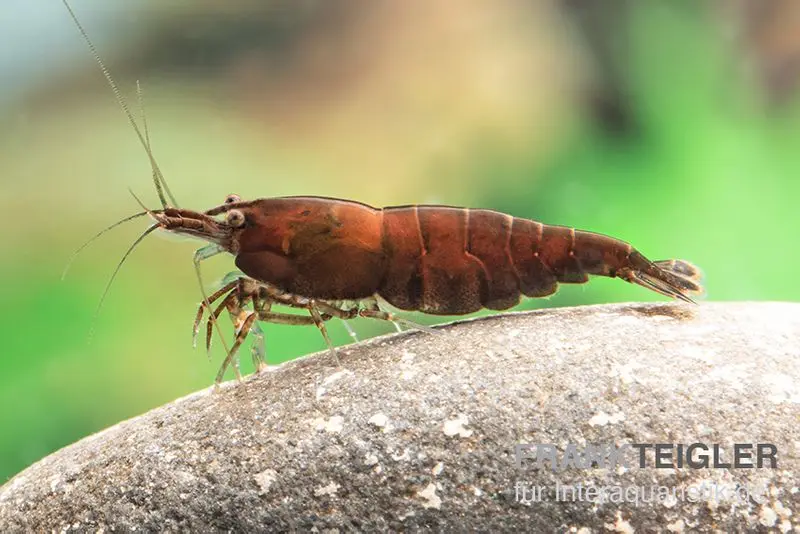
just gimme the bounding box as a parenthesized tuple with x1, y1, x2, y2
(224, 194, 241, 204)
(226, 209, 245, 227)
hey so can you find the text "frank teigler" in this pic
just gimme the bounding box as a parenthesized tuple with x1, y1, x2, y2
(515, 443, 778, 471)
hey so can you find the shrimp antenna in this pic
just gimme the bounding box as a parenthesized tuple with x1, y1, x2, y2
(90, 223, 160, 340)
(137, 81, 151, 149)
(136, 79, 164, 202)
(61, 211, 149, 280)
(61, 0, 179, 209)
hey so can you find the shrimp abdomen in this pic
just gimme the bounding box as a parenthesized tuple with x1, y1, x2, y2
(378, 206, 703, 313)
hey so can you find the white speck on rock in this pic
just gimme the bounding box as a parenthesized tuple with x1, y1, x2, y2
(401, 350, 416, 363)
(431, 462, 444, 476)
(253, 469, 278, 494)
(368, 413, 388, 428)
(397, 510, 416, 521)
(314, 415, 344, 433)
(666, 519, 684, 532)
(611, 362, 643, 385)
(416, 483, 442, 509)
(392, 449, 411, 461)
(401, 369, 417, 380)
(364, 453, 379, 467)
(443, 414, 473, 438)
(773, 499, 792, 519)
(759, 505, 778, 527)
(588, 411, 625, 427)
(143, 443, 162, 456)
(327, 416, 344, 433)
(661, 494, 677, 508)
(604, 511, 634, 533)
(314, 481, 340, 497)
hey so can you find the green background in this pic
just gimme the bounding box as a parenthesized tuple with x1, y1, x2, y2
(1, 2, 798, 482)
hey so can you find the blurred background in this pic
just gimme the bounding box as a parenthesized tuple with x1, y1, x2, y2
(1, 0, 799, 482)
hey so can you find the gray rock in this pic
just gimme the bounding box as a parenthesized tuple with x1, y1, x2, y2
(1, 302, 798, 532)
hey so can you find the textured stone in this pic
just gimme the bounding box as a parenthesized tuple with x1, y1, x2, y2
(1, 302, 798, 532)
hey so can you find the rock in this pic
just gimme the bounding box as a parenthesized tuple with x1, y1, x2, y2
(1, 302, 798, 532)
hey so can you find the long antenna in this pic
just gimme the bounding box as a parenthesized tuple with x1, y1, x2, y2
(136, 81, 151, 149)
(136, 79, 165, 204)
(61, 0, 179, 208)
(61, 211, 148, 280)
(89, 223, 160, 340)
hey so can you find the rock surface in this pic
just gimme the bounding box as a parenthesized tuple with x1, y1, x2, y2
(1, 302, 798, 532)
